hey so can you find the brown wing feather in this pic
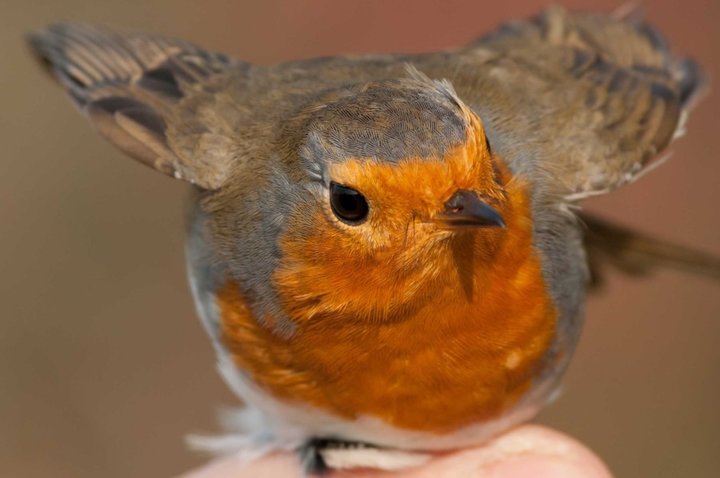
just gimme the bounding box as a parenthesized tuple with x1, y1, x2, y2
(28, 23, 247, 189)
(467, 6, 705, 199)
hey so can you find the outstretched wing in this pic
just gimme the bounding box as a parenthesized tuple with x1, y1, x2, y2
(461, 6, 704, 199)
(28, 23, 250, 189)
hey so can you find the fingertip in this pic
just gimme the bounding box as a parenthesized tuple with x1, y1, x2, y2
(484, 456, 609, 478)
(431, 425, 612, 478)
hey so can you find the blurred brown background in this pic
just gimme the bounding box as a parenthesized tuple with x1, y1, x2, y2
(1, 0, 718, 477)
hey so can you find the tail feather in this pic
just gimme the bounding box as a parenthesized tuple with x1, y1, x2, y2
(580, 213, 720, 285)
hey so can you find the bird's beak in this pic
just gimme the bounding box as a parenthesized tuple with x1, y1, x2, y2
(435, 190, 505, 228)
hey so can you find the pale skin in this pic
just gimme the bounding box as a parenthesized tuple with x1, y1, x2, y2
(182, 425, 612, 478)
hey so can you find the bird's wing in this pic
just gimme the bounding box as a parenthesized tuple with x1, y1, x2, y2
(453, 6, 704, 200)
(28, 23, 249, 189)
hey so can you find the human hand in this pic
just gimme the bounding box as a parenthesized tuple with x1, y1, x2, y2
(182, 425, 611, 477)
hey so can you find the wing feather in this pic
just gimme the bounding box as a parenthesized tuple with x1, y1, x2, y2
(28, 23, 248, 189)
(465, 6, 705, 199)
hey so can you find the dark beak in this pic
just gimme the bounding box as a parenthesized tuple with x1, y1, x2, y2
(435, 190, 505, 228)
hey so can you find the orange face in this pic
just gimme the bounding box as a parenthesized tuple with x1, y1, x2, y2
(276, 107, 508, 323)
(218, 108, 558, 432)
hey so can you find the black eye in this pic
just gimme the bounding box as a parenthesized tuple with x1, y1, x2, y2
(330, 182, 369, 224)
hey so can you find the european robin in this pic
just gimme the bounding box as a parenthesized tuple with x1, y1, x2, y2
(28, 6, 720, 473)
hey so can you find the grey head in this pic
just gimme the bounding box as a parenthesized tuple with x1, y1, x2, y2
(286, 77, 469, 174)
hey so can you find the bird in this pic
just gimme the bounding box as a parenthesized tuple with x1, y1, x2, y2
(28, 5, 720, 474)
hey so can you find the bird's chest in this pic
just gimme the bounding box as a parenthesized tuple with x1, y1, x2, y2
(217, 252, 557, 433)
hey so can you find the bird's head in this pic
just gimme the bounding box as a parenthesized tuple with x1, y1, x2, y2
(269, 77, 532, 324)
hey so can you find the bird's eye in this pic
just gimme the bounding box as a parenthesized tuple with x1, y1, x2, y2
(330, 182, 369, 224)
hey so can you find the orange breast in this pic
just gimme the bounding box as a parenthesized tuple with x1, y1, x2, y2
(217, 177, 557, 433)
